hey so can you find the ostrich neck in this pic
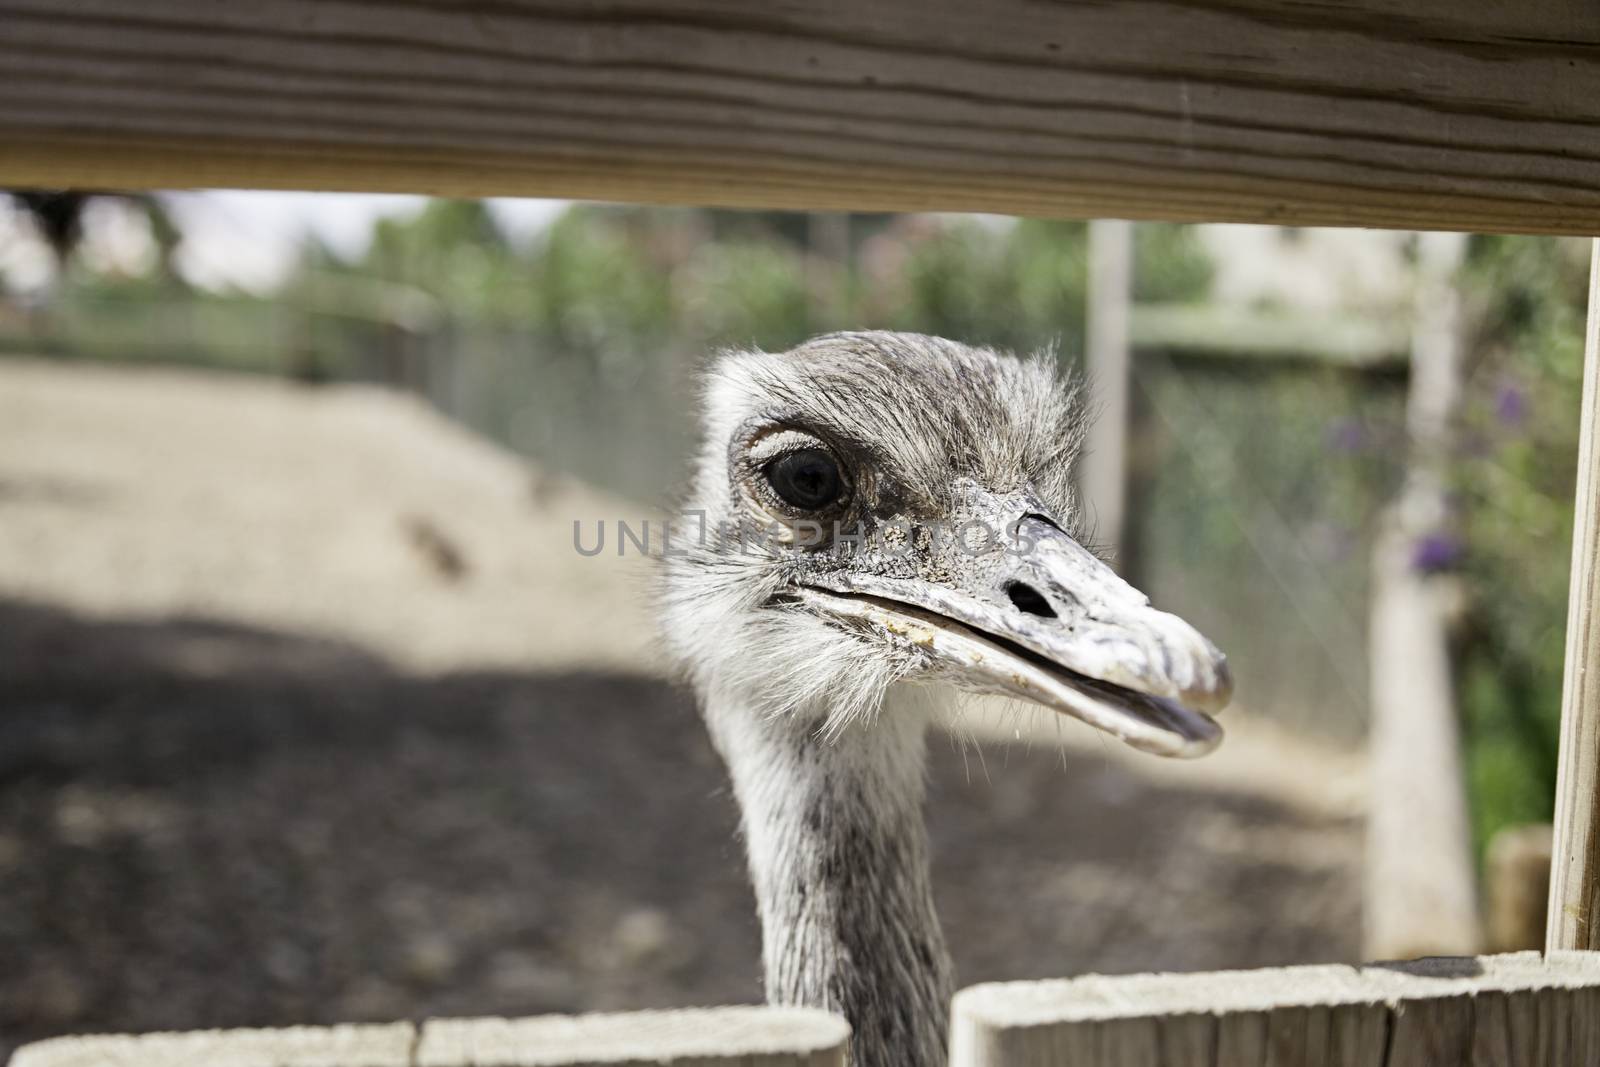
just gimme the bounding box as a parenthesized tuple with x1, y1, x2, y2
(702, 687, 953, 1067)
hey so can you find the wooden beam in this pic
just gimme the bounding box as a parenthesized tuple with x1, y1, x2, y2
(1549, 238, 1600, 952)
(949, 951, 1600, 1067)
(1, 2, 1600, 233)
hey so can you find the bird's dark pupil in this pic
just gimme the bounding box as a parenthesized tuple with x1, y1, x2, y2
(768, 449, 840, 510)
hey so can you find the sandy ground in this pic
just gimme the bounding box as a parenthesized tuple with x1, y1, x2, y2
(0, 359, 1364, 1058)
(0, 357, 658, 676)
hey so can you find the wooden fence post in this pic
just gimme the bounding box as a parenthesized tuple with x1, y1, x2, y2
(1548, 237, 1600, 952)
(1083, 218, 1133, 562)
(949, 952, 1600, 1067)
(1364, 230, 1480, 959)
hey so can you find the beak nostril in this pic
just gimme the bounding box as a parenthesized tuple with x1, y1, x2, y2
(1005, 581, 1057, 619)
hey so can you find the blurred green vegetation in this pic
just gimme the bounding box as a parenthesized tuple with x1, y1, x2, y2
(0, 204, 1212, 499)
(3, 203, 1214, 372)
(1, 194, 1589, 861)
(1455, 235, 1592, 853)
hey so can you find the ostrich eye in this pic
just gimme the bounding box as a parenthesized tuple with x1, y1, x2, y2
(765, 448, 843, 511)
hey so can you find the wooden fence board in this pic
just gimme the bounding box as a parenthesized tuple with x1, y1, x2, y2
(2, 1, 1600, 232)
(949, 952, 1600, 1067)
(9, 1023, 417, 1067)
(415, 1008, 849, 1067)
(9, 1009, 848, 1067)
(1549, 239, 1600, 952)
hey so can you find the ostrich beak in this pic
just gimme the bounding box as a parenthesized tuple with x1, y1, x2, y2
(797, 515, 1231, 758)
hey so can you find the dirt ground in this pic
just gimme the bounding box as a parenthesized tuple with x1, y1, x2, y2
(0, 359, 1364, 1058)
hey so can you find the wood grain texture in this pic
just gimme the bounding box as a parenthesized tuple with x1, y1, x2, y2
(9, 1022, 417, 1067)
(2, 1, 1600, 231)
(10, 1010, 849, 1067)
(1549, 239, 1600, 951)
(416, 1008, 849, 1067)
(949, 951, 1600, 1067)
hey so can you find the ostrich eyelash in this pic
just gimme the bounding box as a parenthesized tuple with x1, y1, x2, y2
(745, 427, 830, 466)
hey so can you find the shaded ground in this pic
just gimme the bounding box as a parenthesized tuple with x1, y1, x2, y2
(0, 599, 1360, 1058)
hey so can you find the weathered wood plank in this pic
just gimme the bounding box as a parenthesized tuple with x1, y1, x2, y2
(2, 1, 1600, 232)
(1549, 239, 1600, 952)
(9, 1009, 849, 1067)
(415, 1008, 849, 1067)
(949, 952, 1600, 1067)
(9, 1023, 417, 1067)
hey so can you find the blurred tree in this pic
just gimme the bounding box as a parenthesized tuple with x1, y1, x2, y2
(358, 200, 525, 321)
(138, 194, 185, 287)
(534, 205, 675, 346)
(892, 218, 1086, 356)
(678, 239, 814, 349)
(10, 190, 88, 269)
(1133, 222, 1215, 304)
(8, 190, 188, 287)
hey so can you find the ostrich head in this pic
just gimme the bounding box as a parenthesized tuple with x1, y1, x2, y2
(662, 332, 1230, 1066)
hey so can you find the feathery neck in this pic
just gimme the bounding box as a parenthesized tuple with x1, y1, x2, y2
(702, 685, 953, 1067)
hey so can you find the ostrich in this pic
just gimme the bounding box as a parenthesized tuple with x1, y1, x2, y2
(662, 332, 1231, 1066)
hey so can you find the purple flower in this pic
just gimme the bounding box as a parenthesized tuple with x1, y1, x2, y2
(1411, 532, 1463, 574)
(1494, 382, 1528, 427)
